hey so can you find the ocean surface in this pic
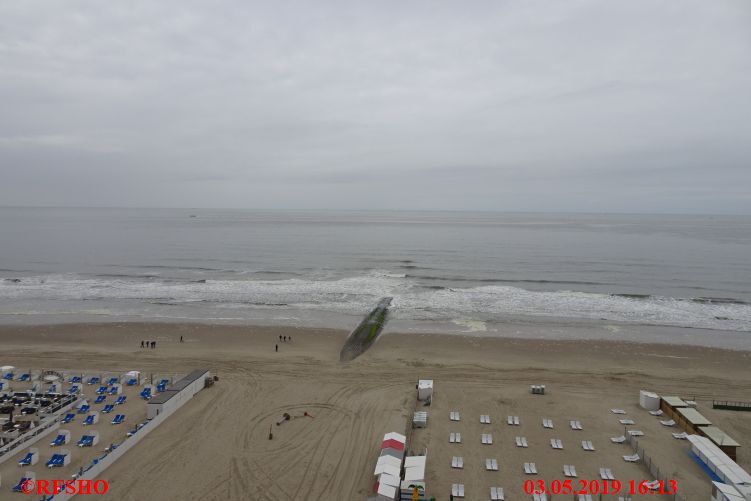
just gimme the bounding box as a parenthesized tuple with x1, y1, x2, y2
(1, 208, 750, 338)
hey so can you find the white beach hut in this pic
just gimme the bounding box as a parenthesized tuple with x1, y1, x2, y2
(639, 390, 660, 411)
(417, 380, 433, 401)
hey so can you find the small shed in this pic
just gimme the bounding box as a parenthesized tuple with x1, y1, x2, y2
(412, 411, 427, 428)
(660, 396, 688, 420)
(417, 380, 433, 401)
(639, 390, 660, 411)
(699, 426, 741, 460)
(675, 407, 711, 434)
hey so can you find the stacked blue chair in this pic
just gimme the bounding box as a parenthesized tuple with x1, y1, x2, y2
(78, 404, 90, 414)
(18, 452, 34, 466)
(94, 395, 106, 404)
(102, 404, 115, 414)
(50, 434, 66, 447)
(112, 414, 125, 425)
(46, 453, 66, 467)
(83, 415, 95, 426)
(62, 413, 75, 424)
(77, 435, 94, 447)
(108, 386, 119, 395)
(115, 395, 127, 405)
(96, 386, 108, 395)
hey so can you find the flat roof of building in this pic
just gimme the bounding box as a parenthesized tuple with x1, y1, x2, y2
(148, 390, 179, 405)
(677, 407, 712, 426)
(662, 396, 688, 407)
(701, 426, 741, 448)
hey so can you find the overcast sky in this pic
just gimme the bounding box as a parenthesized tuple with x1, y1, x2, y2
(1, 1, 750, 213)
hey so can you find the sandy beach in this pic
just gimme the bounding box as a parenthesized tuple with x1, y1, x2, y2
(2, 322, 750, 500)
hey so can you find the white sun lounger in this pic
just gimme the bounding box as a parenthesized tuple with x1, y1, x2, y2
(578, 494, 594, 501)
(542, 418, 554, 428)
(563, 464, 577, 477)
(660, 419, 675, 427)
(599, 467, 616, 480)
(507, 415, 520, 425)
(524, 462, 538, 474)
(570, 420, 583, 430)
(623, 454, 640, 462)
(619, 419, 634, 425)
(618, 497, 633, 501)
(452, 483, 465, 498)
(450, 411, 461, 421)
(672, 432, 688, 439)
(649, 409, 663, 416)
(480, 414, 491, 424)
(490, 486, 505, 500)
(452, 456, 464, 469)
(482, 433, 493, 445)
(516, 436, 528, 448)
(533, 492, 547, 501)
(485, 458, 499, 471)
(611, 409, 626, 414)
(550, 438, 563, 449)
(611, 435, 626, 443)
(581, 440, 595, 451)
(642, 480, 661, 491)
(449, 432, 462, 443)
(628, 430, 644, 436)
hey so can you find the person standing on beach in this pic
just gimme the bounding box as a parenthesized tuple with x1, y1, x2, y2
(275, 344, 278, 352)
(180, 335, 183, 343)
(140, 341, 144, 348)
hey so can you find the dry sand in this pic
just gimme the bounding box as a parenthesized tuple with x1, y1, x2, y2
(1, 322, 750, 500)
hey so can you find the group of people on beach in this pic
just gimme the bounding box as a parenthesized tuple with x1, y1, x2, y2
(140, 340, 157, 348)
(275, 334, 292, 352)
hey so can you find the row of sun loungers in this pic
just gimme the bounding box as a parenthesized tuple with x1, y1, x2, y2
(485, 458, 499, 471)
(490, 486, 505, 500)
(515, 436, 528, 448)
(570, 420, 583, 430)
(62, 412, 125, 424)
(480, 414, 491, 424)
(581, 440, 596, 451)
(507, 415, 520, 425)
(450, 411, 461, 421)
(451, 456, 464, 468)
(481, 433, 493, 445)
(550, 438, 563, 449)
(563, 464, 577, 477)
(449, 432, 462, 443)
(542, 418, 554, 428)
(524, 462, 538, 474)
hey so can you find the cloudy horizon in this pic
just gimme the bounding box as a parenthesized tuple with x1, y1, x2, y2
(1, 1, 750, 214)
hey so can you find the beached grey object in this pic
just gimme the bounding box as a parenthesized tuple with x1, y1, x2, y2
(570, 420, 583, 430)
(480, 414, 491, 424)
(672, 432, 688, 439)
(619, 419, 635, 425)
(485, 458, 499, 471)
(490, 486, 505, 500)
(524, 462, 538, 474)
(542, 418, 554, 428)
(531, 384, 546, 394)
(339, 297, 392, 362)
(610, 435, 626, 443)
(649, 409, 663, 416)
(564, 464, 577, 477)
(628, 430, 644, 436)
(581, 440, 595, 451)
(451, 483, 465, 498)
(611, 409, 626, 414)
(451, 456, 464, 469)
(599, 467, 616, 480)
(623, 453, 640, 462)
(515, 436, 528, 448)
(660, 419, 675, 427)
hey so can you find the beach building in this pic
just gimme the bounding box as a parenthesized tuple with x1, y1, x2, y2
(687, 435, 751, 500)
(675, 407, 712, 435)
(699, 426, 741, 461)
(639, 390, 660, 411)
(661, 395, 688, 420)
(146, 369, 210, 419)
(417, 380, 433, 402)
